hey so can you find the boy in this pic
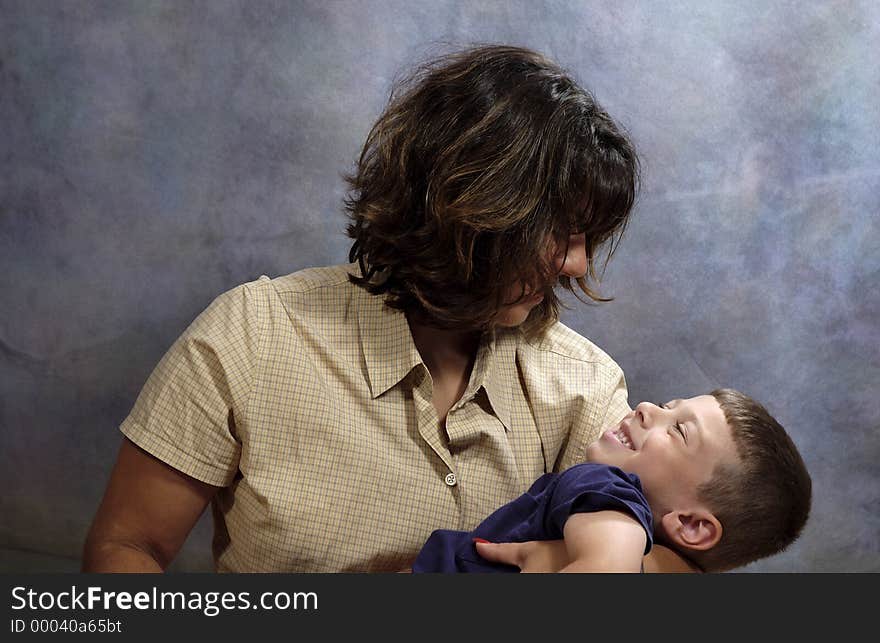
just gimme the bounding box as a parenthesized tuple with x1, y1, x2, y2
(413, 388, 812, 573)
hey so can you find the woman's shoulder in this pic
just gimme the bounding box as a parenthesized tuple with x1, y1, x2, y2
(267, 263, 358, 295)
(202, 264, 365, 328)
(517, 321, 621, 372)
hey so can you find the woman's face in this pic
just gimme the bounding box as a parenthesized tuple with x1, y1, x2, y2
(492, 233, 588, 327)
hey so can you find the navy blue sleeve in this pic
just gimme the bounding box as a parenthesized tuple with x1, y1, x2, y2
(412, 530, 519, 573)
(412, 472, 562, 573)
(412, 465, 653, 572)
(545, 463, 653, 553)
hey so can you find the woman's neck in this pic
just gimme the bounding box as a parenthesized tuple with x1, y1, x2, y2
(406, 316, 481, 376)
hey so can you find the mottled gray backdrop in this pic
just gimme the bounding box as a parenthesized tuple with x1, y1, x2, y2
(1, 1, 877, 572)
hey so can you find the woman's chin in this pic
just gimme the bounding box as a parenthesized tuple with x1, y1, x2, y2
(494, 296, 545, 327)
(493, 306, 532, 327)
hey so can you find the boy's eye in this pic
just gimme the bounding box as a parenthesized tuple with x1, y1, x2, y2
(674, 423, 688, 444)
(660, 403, 688, 444)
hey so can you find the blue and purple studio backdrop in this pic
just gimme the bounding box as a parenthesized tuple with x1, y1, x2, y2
(1, 1, 877, 572)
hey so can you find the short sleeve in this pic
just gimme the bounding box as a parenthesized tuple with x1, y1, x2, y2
(120, 278, 268, 486)
(545, 463, 653, 551)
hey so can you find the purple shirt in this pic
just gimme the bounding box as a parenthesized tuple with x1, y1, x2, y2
(412, 463, 653, 573)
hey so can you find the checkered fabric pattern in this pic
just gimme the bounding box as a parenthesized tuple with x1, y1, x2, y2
(121, 264, 630, 571)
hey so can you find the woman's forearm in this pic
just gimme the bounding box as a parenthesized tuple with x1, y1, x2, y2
(81, 539, 165, 573)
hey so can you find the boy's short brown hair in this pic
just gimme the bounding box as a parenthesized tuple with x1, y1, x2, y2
(345, 44, 639, 335)
(690, 389, 812, 571)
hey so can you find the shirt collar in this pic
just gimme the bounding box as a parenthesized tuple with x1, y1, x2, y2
(475, 329, 514, 433)
(356, 283, 515, 432)
(357, 289, 423, 399)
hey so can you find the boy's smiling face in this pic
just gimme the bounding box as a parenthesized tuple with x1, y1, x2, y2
(585, 395, 739, 516)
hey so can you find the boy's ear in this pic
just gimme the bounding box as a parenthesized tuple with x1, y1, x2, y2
(659, 510, 722, 552)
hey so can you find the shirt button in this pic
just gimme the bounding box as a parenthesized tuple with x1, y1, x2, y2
(444, 472, 457, 487)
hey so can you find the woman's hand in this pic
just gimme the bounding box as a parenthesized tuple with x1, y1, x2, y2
(473, 540, 569, 573)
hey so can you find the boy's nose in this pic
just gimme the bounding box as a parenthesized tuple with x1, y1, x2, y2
(554, 233, 588, 278)
(633, 401, 659, 427)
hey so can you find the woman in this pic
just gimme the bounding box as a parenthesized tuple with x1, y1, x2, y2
(82, 45, 679, 572)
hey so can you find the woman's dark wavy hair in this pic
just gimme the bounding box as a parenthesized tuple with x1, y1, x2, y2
(345, 44, 639, 335)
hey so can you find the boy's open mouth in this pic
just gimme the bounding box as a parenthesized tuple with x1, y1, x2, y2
(613, 426, 635, 450)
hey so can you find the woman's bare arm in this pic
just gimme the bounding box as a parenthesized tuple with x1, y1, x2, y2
(81, 439, 219, 572)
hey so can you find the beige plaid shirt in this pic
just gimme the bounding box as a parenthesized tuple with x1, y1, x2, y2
(121, 263, 629, 572)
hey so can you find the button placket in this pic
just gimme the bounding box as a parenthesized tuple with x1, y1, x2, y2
(411, 367, 455, 479)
